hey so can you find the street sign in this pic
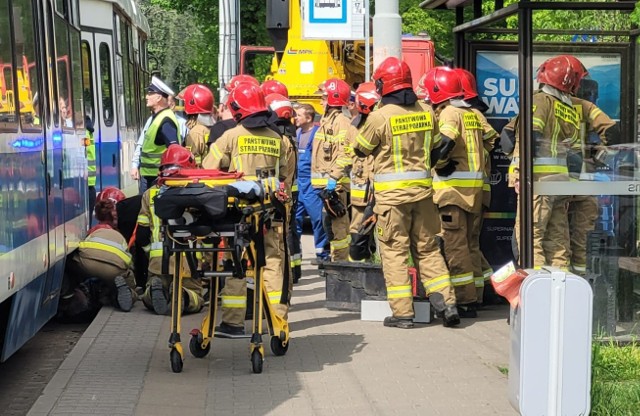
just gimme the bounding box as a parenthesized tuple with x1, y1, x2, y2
(302, 0, 367, 40)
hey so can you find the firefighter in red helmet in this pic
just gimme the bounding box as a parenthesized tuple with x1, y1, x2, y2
(353, 57, 460, 328)
(202, 83, 292, 338)
(224, 74, 260, 93)
(454, 68, 499, 303)
(421, 66, 487, 318)
(312, 78, 353, 262)
(138, 145, 204, 316)
(261, 79, 289, 98)
(181, 84, 215, 166)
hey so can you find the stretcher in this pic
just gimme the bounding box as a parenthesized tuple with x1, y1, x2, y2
(154, 168, 290, 374)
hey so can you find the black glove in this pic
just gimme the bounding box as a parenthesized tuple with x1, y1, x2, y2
(358, 204, 376, 235)
(435, 160, 458, 177)
(566, 151, 583, 175)
(319, 189, 347, 218)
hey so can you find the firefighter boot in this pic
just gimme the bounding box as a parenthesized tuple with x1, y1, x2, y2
(457, 302, 478, 319)
(429, 293, 460, 327)
(114, 275, 134, 312)
(383, 316, 415, 329)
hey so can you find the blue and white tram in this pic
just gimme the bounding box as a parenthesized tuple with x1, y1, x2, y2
(0, 0, 149, 361)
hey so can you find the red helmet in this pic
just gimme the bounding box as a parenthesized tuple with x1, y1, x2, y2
(537, 55, 588, 94)
(455, 68, 478, 100)
(182, 84, 214, 115)
(372, 57, 413, 96)
(416, 73, 430, 101)
(261, 80, 289, 98)
(97, 186, 125, 203)
(265, 93, 294, 119)
(159, 144, 196, 176)
(354, 82, 380, 114)
(324, 78, 351, 107)
(227, 83, 268, 121)
(421, 67, 463, 105)
(224, 74, 259, 92)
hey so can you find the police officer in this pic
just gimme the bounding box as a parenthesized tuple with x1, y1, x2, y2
(65, 187, 136, 312)
(202, 83, 292, 338)
(354, 57, 460, 328)
(422, 66, 486, 318)
(138, 145, 204, 315)
(139, 76, 181, 191)
(312, 78, 353, 262)
(454, 68, 499, 303)
(347, 82, 380, 262)
(181, 84, 215, 166)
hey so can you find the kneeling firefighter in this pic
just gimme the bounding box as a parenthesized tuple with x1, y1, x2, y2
(138, 145, 205, 315)
(202, 82, 293, 338)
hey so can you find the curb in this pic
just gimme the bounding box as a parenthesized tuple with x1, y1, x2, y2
(27, 307, 115, 416)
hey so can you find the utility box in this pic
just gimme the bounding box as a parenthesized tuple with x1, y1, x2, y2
(508, 269, 593, 416)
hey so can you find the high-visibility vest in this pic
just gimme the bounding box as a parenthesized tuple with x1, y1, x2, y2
(86, 129, 96, 187)
(140, 109, 181, 177)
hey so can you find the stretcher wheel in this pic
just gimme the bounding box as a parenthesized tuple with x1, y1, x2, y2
(189, 332, 211, 358)
(251, 350, 263, 374)
(270, 336, 289, 356)
(170, 349, 183, 373)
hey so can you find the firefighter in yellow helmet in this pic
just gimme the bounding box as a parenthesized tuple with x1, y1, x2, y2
(180, 84, 215, 166)
(422, 66, 486, 318)
(353, 57, 460, 328)
(138, 145, 204, 315)
(202, 83, 292, 338)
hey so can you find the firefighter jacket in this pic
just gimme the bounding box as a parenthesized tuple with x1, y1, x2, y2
(85, 129, 96, 187)
(471, 108, 498, 202)
(433, 105, 486, 213)
(78, 227, 131, 270)
(345, 121, 373, 207)
(185, 120, 210, 167)
(353, 101, 439, 206)
(202, 123, 291, 184)
(531, 90, 579, 182)
(140, 109, 182, 177)
(277, 123, 298, 194)
(137, 185, 164, 274)
(311, 108, 352, 190)
(504, 116, 519, 188)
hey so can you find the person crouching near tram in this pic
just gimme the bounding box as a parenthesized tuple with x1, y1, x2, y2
(138, 145, 205, 315)
(64, 187, 137, 313)
(202, 82, 292, 338)
(353, 57, 460, 328)
(181, 84, 216, 167)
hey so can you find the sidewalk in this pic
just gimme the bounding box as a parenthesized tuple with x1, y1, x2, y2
(29, 235, 517, 416)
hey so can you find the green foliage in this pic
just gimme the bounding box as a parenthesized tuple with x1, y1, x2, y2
(591, 340, 640, 416)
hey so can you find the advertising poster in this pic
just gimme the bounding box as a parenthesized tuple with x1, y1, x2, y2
(302, 0, 366, 40)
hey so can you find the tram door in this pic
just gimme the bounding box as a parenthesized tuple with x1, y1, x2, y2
(82, 32, 119, 190)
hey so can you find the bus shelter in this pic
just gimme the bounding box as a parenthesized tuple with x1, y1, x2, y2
(442, 0, 639, 337)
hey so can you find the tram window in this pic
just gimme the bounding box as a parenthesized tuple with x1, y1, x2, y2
(69, 29, 83, 129)
(55, 0, 68, 19)
(81, 41, 94, 122)
(55, 16, 72, 130)
(0, 0, 17, 131)
(12, 0, 42, 130)
(99, 43, 114, 126)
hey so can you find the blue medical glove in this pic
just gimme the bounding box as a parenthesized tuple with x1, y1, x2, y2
(326, 178, 337, 191)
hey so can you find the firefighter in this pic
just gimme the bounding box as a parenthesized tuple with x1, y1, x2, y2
(312, 78, 353, 262)
(202, 83, 292, 338)
(422, 66, 486, 318)
(347, 82, 380, 262)
(354, 57, 460, 328)
(454, 68, 499, 303)
(138, 145, 204, 316)
(65, 187, 136, 312)
(85, 115, 97, 218)
(139, 76, 182, 191)
(261, 79, 289, 98)
(294, 103, 329, 261)
(181, 84, 215, 166)
(566, 57, 618, 275)
(265, 92, 302, 283)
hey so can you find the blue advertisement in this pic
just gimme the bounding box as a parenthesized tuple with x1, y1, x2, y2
(476, 51, 622, 122)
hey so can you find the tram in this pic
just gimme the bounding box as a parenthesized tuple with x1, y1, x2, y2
(0, 0, 149, 361)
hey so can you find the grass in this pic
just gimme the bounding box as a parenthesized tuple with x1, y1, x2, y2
(591, 340, 640, 415)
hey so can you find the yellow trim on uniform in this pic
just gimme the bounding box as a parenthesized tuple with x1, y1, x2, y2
(375, 178, 432, 191)
(474, 276, 485, 288)
(210, 143, 223, 160)
(331, 235, 351, 251)
(268, 291, 282, 304)
(355, 133, 376, 151)
(221, 296, 246, 308)
(387, 284, 413, 299)
(432, 178, 484, 189)
(79, 241, 132, 265)
(450, 272, 474, 286)
(426, 274, 453, 292)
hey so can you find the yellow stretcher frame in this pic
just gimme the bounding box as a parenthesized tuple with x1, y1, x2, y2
(159, 174, 290, 374)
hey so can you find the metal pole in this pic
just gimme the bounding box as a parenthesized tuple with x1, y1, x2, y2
(364, 0, 370, 81)
(372, 0, 402, 69)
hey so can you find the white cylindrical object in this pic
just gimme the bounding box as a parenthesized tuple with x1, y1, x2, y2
(218, 0, 239, 102)
(372, 0, 402, 70)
